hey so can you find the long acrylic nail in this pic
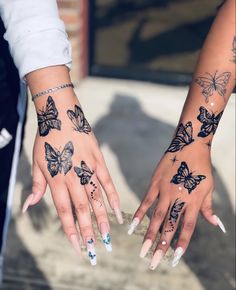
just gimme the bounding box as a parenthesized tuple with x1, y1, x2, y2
(140, 239, 152, 258)
(213, 215, 226, 234)
(113, 206, 123, 224)
(69, 234, 82, 256)
(128, 217, 139, 235)
(172, 247, 184, 267)
(101, 222, 112, 252)
(149, 250, 163, 270)
(86, 238, 97, 266)
(22, 193, 35, 213)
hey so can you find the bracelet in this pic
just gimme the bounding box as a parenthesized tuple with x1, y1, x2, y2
(31, 83, 74, 101)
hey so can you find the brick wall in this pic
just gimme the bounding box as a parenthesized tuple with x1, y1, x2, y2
(57, 0, 88, 84)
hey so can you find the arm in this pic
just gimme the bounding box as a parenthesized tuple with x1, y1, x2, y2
(129, 0, 235, 270)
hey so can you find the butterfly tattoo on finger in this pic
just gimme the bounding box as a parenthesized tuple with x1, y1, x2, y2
(165, 198, 185, 233)
(37, 96, 61, 136)
(195, 70, 231, 103)
(45, 141, 74, 177)
(171, 161, 206, 194)
(166, 121, 194, 153)
(67, 105, 91, 134)
(197, 106, 223, 138)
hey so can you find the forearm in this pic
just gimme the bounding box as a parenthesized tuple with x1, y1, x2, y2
(179, 0, 235, 142)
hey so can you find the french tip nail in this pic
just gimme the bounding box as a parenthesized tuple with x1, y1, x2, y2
(128, 217, 139, 235)
(171, 247, 184, 268)
(149, 250, 163, 270)
(139, 239, 152, 258)
(22, 193, 34, 213)
(70, 234, 82, 257)
(114, 207, 123, 224)
(213, 215, 227, 234)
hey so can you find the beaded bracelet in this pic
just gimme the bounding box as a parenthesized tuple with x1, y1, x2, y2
(31, 83, 74, 101)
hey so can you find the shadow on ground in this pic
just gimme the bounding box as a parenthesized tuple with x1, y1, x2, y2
(93, 93, 235, 290)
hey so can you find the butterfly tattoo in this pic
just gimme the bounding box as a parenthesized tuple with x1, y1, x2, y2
(45, 141, 74, 177)
(166, 121, 194, 153)
(195, 71, 231, 103)
(37, 96, 61, 137)
(197, 106, 223, 138)
(67, 105, 91, 134)
(74, 161, 94, 185)
(171, 161, 206, 194)
(165, 199, 185, 233)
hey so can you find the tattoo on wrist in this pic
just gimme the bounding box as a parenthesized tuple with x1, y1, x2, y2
(165, 198, 185, 233)
(171, 161, 206, 194)
(67, 105, 91, 134)
(197, 106, 223, 137)
(232, 36, 236, 63)
(45, 141, 74, 177)
(166, 121, 194, 153)
(195, 70, 231, 103)
(37, 96, 61, 136)
(74, 160, 94, 185)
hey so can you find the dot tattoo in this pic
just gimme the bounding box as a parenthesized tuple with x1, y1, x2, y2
(165, 198, 185, 234)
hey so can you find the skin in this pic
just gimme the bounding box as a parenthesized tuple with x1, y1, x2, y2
(132, 0, 235, 266)
(24, 65, 123, 255)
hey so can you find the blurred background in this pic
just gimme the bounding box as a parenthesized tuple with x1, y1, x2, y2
(1, 0, 235, 290)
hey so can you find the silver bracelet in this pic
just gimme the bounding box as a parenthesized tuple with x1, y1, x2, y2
(31, 83, 74, 101)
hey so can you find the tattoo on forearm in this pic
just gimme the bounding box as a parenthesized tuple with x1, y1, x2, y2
(45, 141, 74, 177)
(197, 106, 223, 137)
(74, 161, 94, 185)
(165, 198, 185, 233)
(67, 105, 91, 134)
(171, 161, 206, 194)
(232, 36, 236, 63)
(166, 121, 194, 153)
(37, 96, 61, 136)
(195, 70, 231, 103)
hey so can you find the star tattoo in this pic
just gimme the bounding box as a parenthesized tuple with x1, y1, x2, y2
(170, 155, 178, 165)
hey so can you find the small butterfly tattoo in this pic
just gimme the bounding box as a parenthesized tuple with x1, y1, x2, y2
(166, 121, 194, 153)
(171, 161, 206, 194)
(45, 141, 74, 177)
(195, 70, 231, 103)
(74, 161, 94, 185)
(165, 199, 185, 233)
(37, 96, 61, 136)
(197, 106, 223, 138)
(67, 105, 91, 134)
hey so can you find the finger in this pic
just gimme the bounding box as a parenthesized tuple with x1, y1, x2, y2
(50, 182, 81, 257)
(201, 191, 226, 233)
(96, 154, 123, 224)
(149, 198, 186, 270)
(84, 174, 112, 252)
(68, 178, 97, 266)
(171, 204, 199, 268)
(22, 162, 47, 213)
(139, 194, 169, 258)
(128, 180, 159, 235)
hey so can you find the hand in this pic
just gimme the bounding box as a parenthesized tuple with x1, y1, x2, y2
(128, 141, 226, 270)
(22, 91, 123, 265)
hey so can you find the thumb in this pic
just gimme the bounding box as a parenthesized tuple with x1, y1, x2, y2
(22, 163, 47, 213)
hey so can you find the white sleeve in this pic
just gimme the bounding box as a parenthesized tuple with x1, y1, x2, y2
(0, 0, 72, 80)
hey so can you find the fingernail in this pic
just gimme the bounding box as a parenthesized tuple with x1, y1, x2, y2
(213, 215, 226, 234)
(140, 239, 152, 258)
(172, 247, 184, 267)
(100, 222, 112, 252)
(149, 250, 163, 270)
(128, 217, 139, 235)
(86, 238, 97, 266)
(69, 234, 81, 256)
(113, 206, 123, 224)
(22, 193, 35, 213)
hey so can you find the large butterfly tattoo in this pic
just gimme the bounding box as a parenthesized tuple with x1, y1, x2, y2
(67, 105, 91, 134)
(37, 96, 61, 137)
(45, 141, 74, 177)
(171, 161, 206, 194)
(195, 71, 231, 103)
(166, 121, 194, 153)
(165, 199, 185, 233)
(197, 106, 223, 138)
(74, 161, 94, 185)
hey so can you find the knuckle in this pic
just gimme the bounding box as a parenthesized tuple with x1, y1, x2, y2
(202, 204, 212, 213)
(178, 237, 188, 247)
(143, 196, 153, 208)
(183, 221, 195, 232)
(56, 205, 70, 216)
(64, 225, 76, 235)
(75, 203, 89, 215)
(153, 209, 166, 221)
(145, 229, 156, 240)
